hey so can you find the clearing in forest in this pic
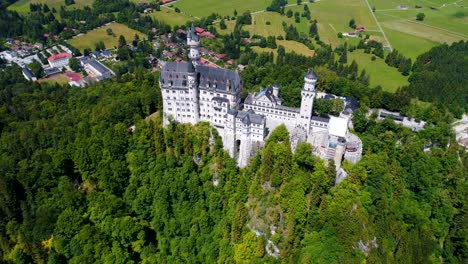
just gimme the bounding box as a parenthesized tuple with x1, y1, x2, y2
(67, 22, 147, 52)
(347, 50, 409, 92)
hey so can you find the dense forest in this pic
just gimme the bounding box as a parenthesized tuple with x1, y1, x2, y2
(0, 44, 467, 264)
(407, 41, 467, 117)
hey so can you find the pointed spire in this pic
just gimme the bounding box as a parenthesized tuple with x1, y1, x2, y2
(188, 23, 199, 42)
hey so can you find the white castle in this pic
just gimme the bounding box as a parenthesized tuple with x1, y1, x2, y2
(160, 24, 362, 167)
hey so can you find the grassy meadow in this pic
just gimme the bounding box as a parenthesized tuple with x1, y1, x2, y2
(67, 22, 147, 52)
(251, 40, 315, 59)
(8, 0, 92, 14)
(244, 10, 312, 37)
(347, 50, 409, 92)
(148, 6, 195, 27)
(306, 0, 382, 47)
(172, 0, 272, 18)
(368, 0, 468, 57)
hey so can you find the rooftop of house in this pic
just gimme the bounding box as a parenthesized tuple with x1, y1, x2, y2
(48, 52, 71, 62)
(86, 59, 110, 75)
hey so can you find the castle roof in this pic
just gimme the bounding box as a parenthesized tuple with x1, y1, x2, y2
(253, 86, 282, 104)
(197, 65, 241, 92)
(305, 69, 317, 80)
(160, 61, 241, 93)
(236, 109, 264, 125)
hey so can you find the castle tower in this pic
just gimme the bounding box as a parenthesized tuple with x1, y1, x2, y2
(297, 69, 317, 133)
(187, 23, 201, 64)
(187, 61, 199, 123)
(273, 82, 279, 97)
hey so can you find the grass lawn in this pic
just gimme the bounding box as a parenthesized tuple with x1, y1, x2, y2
(172, 0, 272, 18)
(367, 0, 468, 57)
(38, 73, 70, 85)
(67, 22, 147, 52)
(307, 0, 381, 47)
(252, 40, 315, 59)
(147, 6, 195, 27)
(347, 50, 409, 92)
(8, 0, 92, 14)
(245, 8, 313, 37)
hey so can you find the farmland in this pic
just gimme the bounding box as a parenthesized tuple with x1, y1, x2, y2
(369, 0, 468, 58)
(67, 22, 147, 52)
(147, 6, 195, 27)
(171, 0, 273, 18)
(244, 10, 312, 37)
(251, 40, 315, 58)
(8, 0, 92, 14)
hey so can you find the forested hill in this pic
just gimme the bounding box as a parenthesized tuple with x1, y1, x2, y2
(0, 62, 466, 263)
(408, 41, 468, 117)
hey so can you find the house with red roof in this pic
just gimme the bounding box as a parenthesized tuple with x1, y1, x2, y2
(48, 52, 71, 68)
(199, 31, 215, 39)
(356, 25, 365, 32)
(216, 53, 227, 60)
(195, 27, 205, 34)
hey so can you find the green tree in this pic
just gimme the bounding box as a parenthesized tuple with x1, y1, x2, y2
(69, 57, 80, 72)
(349, 18, 356, 29)
(416, 13, 425, 21)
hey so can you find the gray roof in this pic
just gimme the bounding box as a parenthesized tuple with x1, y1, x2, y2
(305, 69, 318, 80)
(311, 116, 330, 123)
(44, 67, 62, 76)
(160, 62, 241, 92)
(254, 86, 281, 104)
(160, 61, 194, 88)
(197, 65, 241, 93)
(212, 96, 229, 104)
(188, 23, 199, 42)
(87, 59, 110, 75)
(236, 109, 265, 125)
(22, 67, 34, 79)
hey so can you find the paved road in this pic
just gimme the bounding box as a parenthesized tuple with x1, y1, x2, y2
(363, 0, 393, 51)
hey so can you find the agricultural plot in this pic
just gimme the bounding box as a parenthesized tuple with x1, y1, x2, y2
(251, 40, 315, 58)
(67, 22, 147, 52)
(369, 0, 468, 57)
(347, 50, 409, 92)
(244, 10, 312, 37)
(306, 0, 381, 47)
(172, 0, 273, 18)
(8, 0, 92, 14)
(148, 6, 195, 27)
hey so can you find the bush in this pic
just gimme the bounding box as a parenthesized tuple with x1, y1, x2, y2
(416, 12, 425, 21)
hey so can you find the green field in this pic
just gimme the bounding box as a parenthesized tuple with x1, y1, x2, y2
(172, 0, 273, 18)
(368, 0, 468, 58)
(347, 50, 409, 92)
(307, 0, 382, 47)
(38, 74, 70, 85)
(148, 6, 195, 27)
(67, 22, 147, 52)
(8, 0, 92, 14)
(252, 40, 315, 58)
(244, 10, 312, 37)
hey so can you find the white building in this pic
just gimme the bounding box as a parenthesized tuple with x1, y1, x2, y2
(47, 52, 71, 68)
(83, 59, 113, 81)
(160, 24, 362, 168)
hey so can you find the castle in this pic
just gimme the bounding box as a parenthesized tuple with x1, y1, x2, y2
(160, 24, 362, 167)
